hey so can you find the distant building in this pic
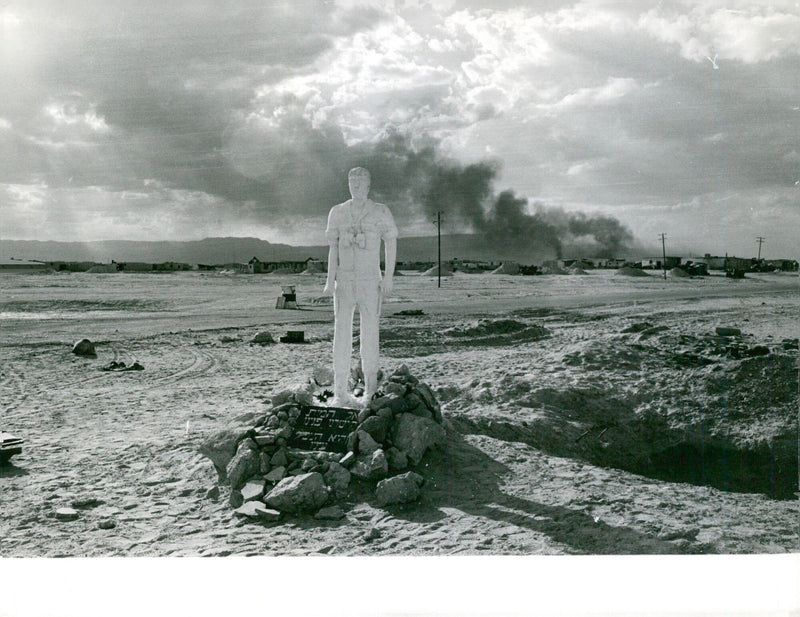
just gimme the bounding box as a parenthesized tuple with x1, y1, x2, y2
(0, 259, 47, 272)
(642, 256, 681, 270)
(766, 259, 799, 272)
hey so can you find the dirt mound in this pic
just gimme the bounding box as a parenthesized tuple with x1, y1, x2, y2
(421, 264, 453, 277)
(490, 262, 520, 275)
(667, 267, 691, 278)
(615, 266, 650, 277)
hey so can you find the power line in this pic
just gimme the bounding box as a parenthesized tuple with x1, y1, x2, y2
(756, 236, 765, 260)
(658, 232, 667, 280)
(433, 211, 443, 288)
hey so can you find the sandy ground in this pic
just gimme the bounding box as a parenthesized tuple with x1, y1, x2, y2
(0, 269, 798, 557)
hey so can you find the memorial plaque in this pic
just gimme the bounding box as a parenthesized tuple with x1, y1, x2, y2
(287, 405, 359, 453)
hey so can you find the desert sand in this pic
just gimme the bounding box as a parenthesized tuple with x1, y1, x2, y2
(0, 269, 797, 557)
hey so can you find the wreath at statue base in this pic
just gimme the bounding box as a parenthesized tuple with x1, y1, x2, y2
(198, 365, 446, 522)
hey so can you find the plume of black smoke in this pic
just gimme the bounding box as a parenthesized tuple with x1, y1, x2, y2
(224, 123, 632, 259)
(357, 131, 633, 260)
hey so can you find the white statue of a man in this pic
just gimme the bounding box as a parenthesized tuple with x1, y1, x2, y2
(323, 167, 398, 407)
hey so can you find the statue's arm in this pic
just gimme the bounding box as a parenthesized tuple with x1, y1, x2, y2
(323, 208, 338, 296)
(382, 237, 396, 296)
(323, 242, 337, 296)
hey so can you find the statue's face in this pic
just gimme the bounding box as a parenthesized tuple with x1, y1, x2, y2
(348, 174, 370, 200)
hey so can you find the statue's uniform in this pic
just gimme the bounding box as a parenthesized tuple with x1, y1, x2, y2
(326, 199, 397, 399)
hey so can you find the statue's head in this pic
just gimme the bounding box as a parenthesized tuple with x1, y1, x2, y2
(348, 167, 371, 201)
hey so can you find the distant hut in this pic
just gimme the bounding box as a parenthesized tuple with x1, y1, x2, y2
(422, 263, 453, 277)
(490, 261, 520, 275)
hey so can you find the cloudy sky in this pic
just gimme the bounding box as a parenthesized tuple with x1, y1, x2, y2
(1, 0, 798, 257)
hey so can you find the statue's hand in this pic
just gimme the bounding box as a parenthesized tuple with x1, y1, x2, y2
(322, 281, 334, 296)
(380, 277, 393, 297)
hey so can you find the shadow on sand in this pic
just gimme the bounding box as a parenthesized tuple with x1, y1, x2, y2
(387, 429, 696, 555)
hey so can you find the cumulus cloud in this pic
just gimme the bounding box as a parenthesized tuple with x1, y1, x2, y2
(1, 0, 798, 256)
(639, 4, 800, 64)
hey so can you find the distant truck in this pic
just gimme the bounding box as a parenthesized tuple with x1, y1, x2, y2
(724, 256, 751, 278)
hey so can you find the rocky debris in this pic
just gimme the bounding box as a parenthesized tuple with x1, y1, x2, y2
(234, 501, 281, 521)
(621, 322, 653, 334)
(199, 365, 446, 522)
(198, 427, 251, 480)
(97, 519, 116, 530)
(251, 331, 275, 345)
(782, 338, 799, 350)
(264, 466, 287, 484)
(100, 361, 144, 372)
(356, 430, 381, 456)
(324, 463, 351, 495)
(386, 447, 408, 471)
(240, 480, 266, 502)
(315, 505, 345, 520)
(72, 339, 96, 357)
(55, 508, 79, 521)
(312, 366, 334, 386)
(226, 443, 261, 490)
(391, 414, 446, 466)
(716, 326, 742, 337)
(375, 472, 424, 506)
(70, 496, 104, 509)
(205, 486, 220, 500)
(264, 473, 329, 514)
(352, 449, 388, 481)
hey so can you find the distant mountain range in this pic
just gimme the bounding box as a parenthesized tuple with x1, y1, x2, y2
(0, 235, 634, 265)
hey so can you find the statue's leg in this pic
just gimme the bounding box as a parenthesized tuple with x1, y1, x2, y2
(359, 278, 380, 402)
(332, 279, 355, 401)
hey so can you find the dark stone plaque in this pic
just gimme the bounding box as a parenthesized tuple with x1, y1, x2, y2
(287, 405, 359, 453)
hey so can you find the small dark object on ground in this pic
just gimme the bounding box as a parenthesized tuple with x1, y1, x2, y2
(394, 309, 425, 316)
(715, 327, 742, 337)
(280, 330, 305, 343)
(0, 432, 24, 463)
(72, 339, 96, 357)
(101, 361, 144, 372)
(782, 338, 799, 350)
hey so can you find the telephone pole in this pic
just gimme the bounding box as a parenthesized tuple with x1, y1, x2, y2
(756, 236, 765, 261)
(658, 233, 667, 280)
(434, 211, 443, 288)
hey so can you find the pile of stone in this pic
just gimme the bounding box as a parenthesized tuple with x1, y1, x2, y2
(198, 365, 446, 522)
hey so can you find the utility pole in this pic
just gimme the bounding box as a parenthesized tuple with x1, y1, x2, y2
(658, 232, 667, 280)
(756, 236, 765, 261)
(434, 211, 443, 288)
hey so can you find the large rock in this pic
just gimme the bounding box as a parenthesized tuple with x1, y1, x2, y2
(234, 501, 281, 521)
(386, 447, 408, 471)
(312, 366, 334, 387)
(241, 480, 266, 502)
(391, 413, 446, 466)
(264, 472, 329, 513)
(72, 339, 96, 357)
(414, 382, 442, 422)
(324, 462, 351, 495)
(375, 472, 424, 506)
(351, 449, 388, 481)
(226, 445, 261, 489)
(359, 415, 389, 443)
(271, 377, 315, 407)
(251, 331, 275, 345)
(198, 427, 249, 480)
(356, 430, 381, 456)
